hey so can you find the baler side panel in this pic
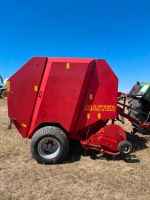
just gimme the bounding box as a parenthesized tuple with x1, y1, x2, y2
(76, 59, 118, 131)
(69, 60, 96, 132)
(7, 57, 47, 137)
(33, 59, 93, 133)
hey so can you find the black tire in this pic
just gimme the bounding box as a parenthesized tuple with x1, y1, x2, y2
(31, 126, 69, 164)
(128, 98, 144, 121)
(1, 90, 7, 98)
(118, 141, 132, 155)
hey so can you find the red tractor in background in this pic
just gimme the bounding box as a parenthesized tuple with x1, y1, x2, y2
(6, 57, 150, 164)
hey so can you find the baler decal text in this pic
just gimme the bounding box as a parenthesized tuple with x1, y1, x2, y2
(84, 105, 116, 112)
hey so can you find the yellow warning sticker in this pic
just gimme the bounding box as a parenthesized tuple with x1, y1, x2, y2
(66, 63, 70, 70)
(22, 123, 27, 128)
(97, 113, 101, 119)
(89, 94, 93, 100)
(6, 80, 10, 92)
(86, 113, 91, 119)
(34, 85, 38, 92)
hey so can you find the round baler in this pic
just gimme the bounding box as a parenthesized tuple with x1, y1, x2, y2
(6, 57, 150, 164)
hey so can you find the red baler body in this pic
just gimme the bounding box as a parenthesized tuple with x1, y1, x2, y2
(7, 57, 118, 140)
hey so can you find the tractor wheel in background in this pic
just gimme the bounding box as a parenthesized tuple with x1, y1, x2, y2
(118, 141, 132, 155)
(128, 98, 144, 122)
(1, 90, 7, 98)
(31, 126, 69, 164)
(128, 99, 150, 134)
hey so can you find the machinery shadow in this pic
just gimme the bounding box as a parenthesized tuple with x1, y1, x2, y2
(65, 133, 150, 164)
(65, 140, 84, 163)
(126, 131, 149, 153)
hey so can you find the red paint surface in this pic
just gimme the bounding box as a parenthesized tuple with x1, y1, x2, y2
(32, 58, 94, 137)
(76, 59, 118, 130)
(7, 57, 118, 139)
(7, 57, 47, 137)
(81, 124, 126, 154)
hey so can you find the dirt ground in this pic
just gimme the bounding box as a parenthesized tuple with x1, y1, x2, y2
(0, 99, 150, 200)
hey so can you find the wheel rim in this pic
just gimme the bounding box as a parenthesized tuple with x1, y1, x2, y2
(122, 145, 131, 154)
(37, 137, 60, 160)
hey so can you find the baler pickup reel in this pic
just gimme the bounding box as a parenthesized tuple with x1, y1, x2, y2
(80, 93, 150, 157)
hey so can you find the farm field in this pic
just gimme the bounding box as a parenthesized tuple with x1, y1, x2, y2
(0, 99, 150, 200)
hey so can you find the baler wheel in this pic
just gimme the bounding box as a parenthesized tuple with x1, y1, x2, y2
(31, 126, 69, 164)
(118, 141, 132, 155)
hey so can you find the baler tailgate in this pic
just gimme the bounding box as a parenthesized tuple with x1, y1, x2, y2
(7, 57, 47, 137)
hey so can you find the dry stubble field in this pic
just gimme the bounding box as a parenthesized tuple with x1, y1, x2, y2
(0, 99, 150, 200)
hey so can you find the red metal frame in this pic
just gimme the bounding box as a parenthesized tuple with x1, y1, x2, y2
(80, 124, 126, 155)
